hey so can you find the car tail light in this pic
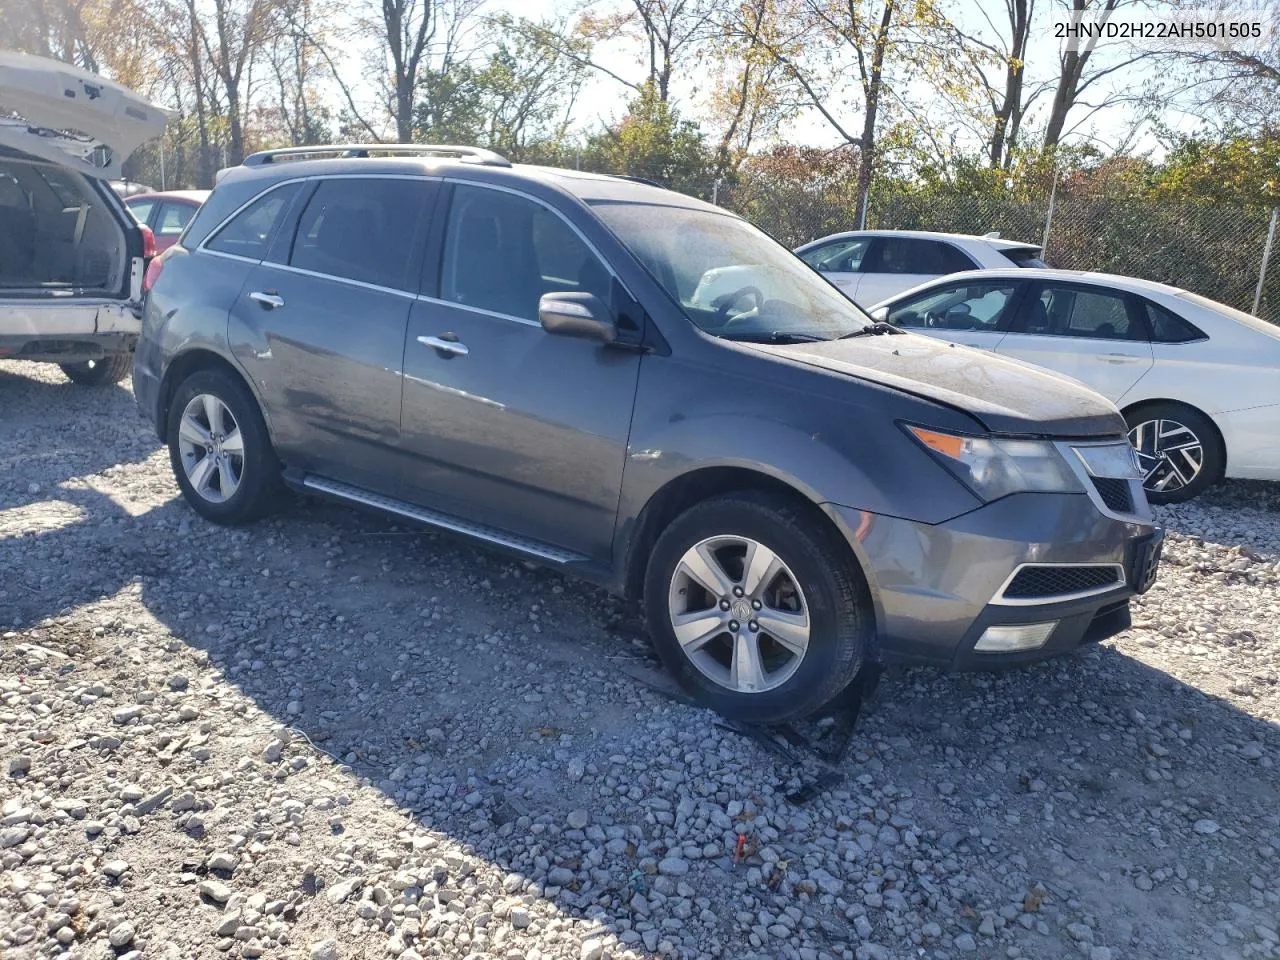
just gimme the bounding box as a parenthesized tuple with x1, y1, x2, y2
(140, 223, 157, 258)
(143, 255, 165, 293)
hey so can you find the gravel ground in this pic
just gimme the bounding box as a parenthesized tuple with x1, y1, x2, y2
(2, 359, 1279, 960)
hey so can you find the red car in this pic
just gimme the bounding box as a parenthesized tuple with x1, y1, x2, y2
(124, 190, 209, 253)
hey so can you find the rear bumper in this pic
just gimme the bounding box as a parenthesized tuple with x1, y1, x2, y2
(824, 492, 1160, 669)
(1217, 403, 1280, 481)
(131, 334, 164, 438)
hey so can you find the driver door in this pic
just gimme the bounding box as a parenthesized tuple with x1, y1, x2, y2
(882, 278, 1024, 351)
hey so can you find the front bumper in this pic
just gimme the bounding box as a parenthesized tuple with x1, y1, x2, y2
(825, 492, 1160, 669)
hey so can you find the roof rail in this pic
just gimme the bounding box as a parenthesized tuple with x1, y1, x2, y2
(241, 144, 512, 168)
(613, 174, 663, 188)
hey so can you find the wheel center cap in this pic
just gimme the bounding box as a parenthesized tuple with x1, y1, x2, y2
(731, 599, 752, 621)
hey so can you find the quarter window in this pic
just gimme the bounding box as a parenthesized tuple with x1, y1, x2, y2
(126, 199, 155, 224)
(1144, 301, 1206, 343)
(289, 179, 428, 290)
(440, 184, 611, 322)
(206, 184, 300, 260)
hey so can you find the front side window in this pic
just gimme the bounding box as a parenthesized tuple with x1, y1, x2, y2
(290, 178, 428, 290)
(206, 184, 300, 259)
(887, 280, 1018, 330)
(798, 237, 869, 274)
(590, 200, 869, 342)
(1027, 284, 1140, 340)
(440, 184, 611, 322)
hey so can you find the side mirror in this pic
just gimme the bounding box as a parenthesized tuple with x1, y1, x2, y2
(539, 292, 618, 343)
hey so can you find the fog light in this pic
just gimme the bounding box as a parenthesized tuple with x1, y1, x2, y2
(974, 622, 1058, 652)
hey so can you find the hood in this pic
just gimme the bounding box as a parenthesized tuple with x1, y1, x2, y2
(0, 52, 169, 179)
(754, 333, 1128, 437)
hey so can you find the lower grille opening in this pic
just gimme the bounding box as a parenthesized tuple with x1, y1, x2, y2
(1091, 476, 1134, 513)
(1002, 564, 1123, 601)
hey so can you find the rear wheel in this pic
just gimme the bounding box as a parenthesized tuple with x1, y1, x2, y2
(167, 369, 281, 525)
(644, 491, 871, 722)
(59, 353, 132, 385)
(1124, 402, 1223, 504)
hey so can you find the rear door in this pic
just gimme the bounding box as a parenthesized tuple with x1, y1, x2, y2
(796, 236, 870, 299)
(995, 280, 1154, 401)
(856, 237, 976, 306)
(226, 176, 435, 490)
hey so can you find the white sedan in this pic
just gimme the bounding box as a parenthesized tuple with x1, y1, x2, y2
(794, 229, 1047, 305)
(868, 268, 1280, 503)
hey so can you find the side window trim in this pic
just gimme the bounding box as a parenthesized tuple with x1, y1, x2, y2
(1011, 281, 1145, 340)
(199, 179, 303, 264)
(1139, 296, 1208, 344)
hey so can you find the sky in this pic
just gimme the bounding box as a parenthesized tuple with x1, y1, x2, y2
(351, 0, 1209, 158)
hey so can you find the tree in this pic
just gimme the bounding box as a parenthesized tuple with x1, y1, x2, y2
(1042, 0, 1151, 151)
(1150, 129, 1280, 206)
(951, 0, 1037, 168)
(747, 0, 955, 227)
(583, 83, 709, 193)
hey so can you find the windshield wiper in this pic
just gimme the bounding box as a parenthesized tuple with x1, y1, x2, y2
(839, 321, 906, 339)
(722, 330, 831, 344)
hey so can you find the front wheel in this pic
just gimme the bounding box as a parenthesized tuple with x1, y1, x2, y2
(1124, 402, 1224, 504)
(167, 369, 281, 525)
(59, 354, 132, 385)
(644, 491, 871, 722)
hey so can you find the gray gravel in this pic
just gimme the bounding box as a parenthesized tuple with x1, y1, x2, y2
(2, 359, 1279, 960)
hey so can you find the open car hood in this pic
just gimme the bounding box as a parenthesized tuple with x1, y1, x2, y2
(0, 52, 168, 179)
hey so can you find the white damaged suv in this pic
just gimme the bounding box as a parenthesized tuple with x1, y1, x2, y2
(0, 52, 166, 384)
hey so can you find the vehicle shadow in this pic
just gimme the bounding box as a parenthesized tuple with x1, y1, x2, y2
(4, 366, 1279, 959)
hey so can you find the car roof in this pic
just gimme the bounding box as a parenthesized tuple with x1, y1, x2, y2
(798, 229, 1040, 251)
(126, 189, 210, 203)
(902, 266, 1187, 295)
(213, 153, 723, 214)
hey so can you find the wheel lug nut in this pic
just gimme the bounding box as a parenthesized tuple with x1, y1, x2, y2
(728, 620, 739, 632)
(751, 599, 762, 610)
(719, 600, 730, 611)
(748, 621, 759, 632)
(732, 586, 744, 597)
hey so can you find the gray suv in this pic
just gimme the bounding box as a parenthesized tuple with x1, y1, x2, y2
(134, 144, 1162, 722)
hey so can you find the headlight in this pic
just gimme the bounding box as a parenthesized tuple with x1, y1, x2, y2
(906, 425, 1084, 501)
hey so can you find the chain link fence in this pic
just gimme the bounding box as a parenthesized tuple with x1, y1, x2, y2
(717, 179, 1280, 324)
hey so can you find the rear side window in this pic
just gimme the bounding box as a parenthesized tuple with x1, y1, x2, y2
(1145, 301, 1207, 343)
(1028, 284, 1141, 340)
(126, 199, 155, 224)
(206, 184, 300, 259)
(866, 238, 975, 275)
(289, 178, 429, 290)
(157, 201, 196, 236)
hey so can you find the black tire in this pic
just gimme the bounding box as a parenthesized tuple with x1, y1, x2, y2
(1124, 401, 1224, 505)
(166, 368, 281, 525)
(59, 353, 132, 385)
(643, 490, 872, 723)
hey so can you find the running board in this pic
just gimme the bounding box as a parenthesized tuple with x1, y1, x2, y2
(301, 475, 588, 565)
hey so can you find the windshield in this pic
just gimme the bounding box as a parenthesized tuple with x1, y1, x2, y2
(589, 200, 871, 341)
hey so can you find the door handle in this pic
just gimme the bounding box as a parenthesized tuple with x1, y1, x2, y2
(1100, 353, 1138, 364)
(418, 334, 469, 357)
(249, 291, 285, 310)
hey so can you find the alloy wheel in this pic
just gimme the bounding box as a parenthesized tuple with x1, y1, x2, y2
(1128, 418, 1204, 494)
(177, 394, 244, 503)
(667, 535, 810, 694)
